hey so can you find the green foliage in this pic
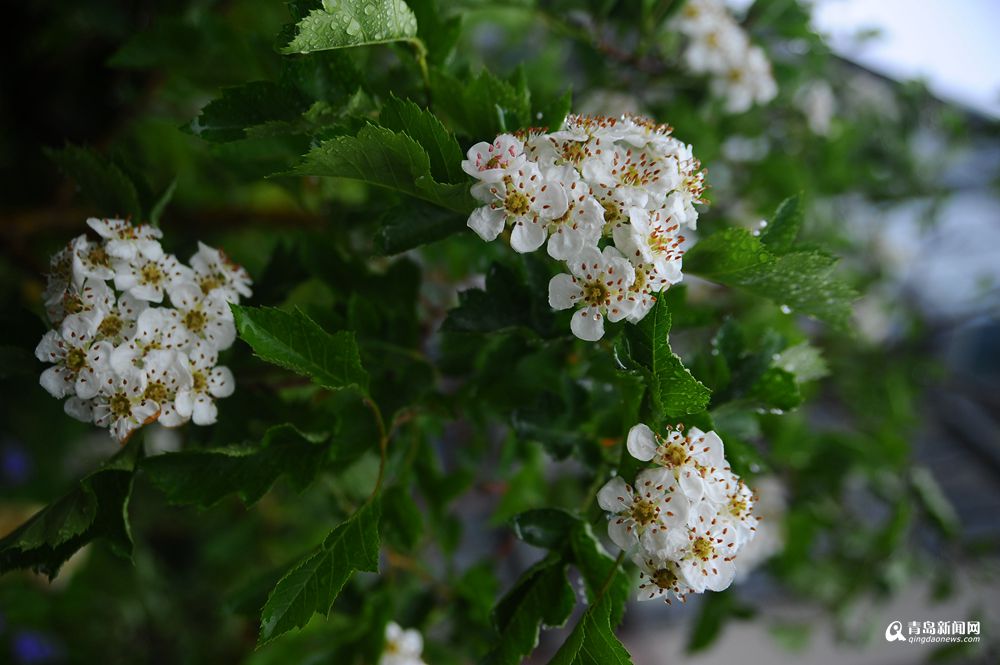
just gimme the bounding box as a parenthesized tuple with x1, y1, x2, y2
(482, 553, 576, 665)
(431, 68, 532, 137)
(142, 425, 329, 507)
(281, 0, 418, 54)
(46, 145, 144, 221)
(618, 297, 712, 419)
(232, 305, 369, 393)
(443, 262, 554, 336)
(288, 123, 476, 212)
(549, 595, 634, 665)
(685, 217, 858, 330)
(0, 443, 139, 578)
(258, 499, 382, 645)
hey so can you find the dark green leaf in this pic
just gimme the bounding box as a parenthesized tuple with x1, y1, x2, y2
(538, 89, 573, 131)
(749, 367, 802, 411)
(511, 508, 576, 550)
(0, 443, 139, 579)
(281, 0, 418, 54)
(258, 500, 381, 645)
(232, 305, 369, 392)
(380, 484, 424, 551)
(482, 553, 576, 665)
(548, 595, 633, 665)
(443, 263, 553, 335)
(379, 95, 465, 183)
(407, 0, 462, 64)
(375, 201, 467, 254)
(288, 123, 476, 213)
(431, 68, 531, 137)
(46, 145, 143, 221)
(142, 425, 329, 507)
(191, 82, 311, 142)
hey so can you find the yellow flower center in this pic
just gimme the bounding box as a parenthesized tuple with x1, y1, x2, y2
(504, 187, 531, 217)
(691, 536, 715, 560)
(192, 370, 207, 393)
(98, 314, 123, 338)
(66, 348, 87, 372)
(652, 567, 678, 589)
(140, 262, 164, 286)
(583, 281, 609, 306)
(144, 381, 169, 403)
(660, 442, 689, 468)
(630, 498, 658, 526)
(184, 309, 207, 334)
(109, 393, 132, 418)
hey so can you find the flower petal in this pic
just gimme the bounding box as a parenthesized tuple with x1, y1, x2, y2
(626, 423, 657, 461)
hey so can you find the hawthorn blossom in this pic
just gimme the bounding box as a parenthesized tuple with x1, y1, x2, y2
(662, 503, 740, 593)
(633, 554, 691, 604)
(468, 163, 569, 253)
(37, 219, 250, 442)
(614, 208, 685, 279)
(597, 469, 688, 554)
(35, 311, 113, 400)
(627, 423, 729, 504)
(379, 622, 426, 665)
(174, 341, 235, 426)
(189, 242, 253, 304)
(548, 246, 635, 341)
(461, 134, 525, 182)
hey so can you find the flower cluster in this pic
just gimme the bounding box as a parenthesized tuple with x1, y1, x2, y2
(672, 0, 777, 113)
(462, 113, 706, 341)
(598, 423, 758, 602)
(36, 218, 252, 443)
(379, 622, 427, 665)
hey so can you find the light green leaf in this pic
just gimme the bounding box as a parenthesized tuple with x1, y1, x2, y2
(288, 123, 476, 213)
(482, 553, 576, 665)
(232, 305, 369, 392)
(774, 342, 829, 383)
(282, 0, 418, 54)
(760, 194, 803, 254)
(0, 442, 139, 579)
(684, 228, 857, 330)
(622, 297, 711, 418)
(258, 500, 381, 645)
(548, 595, 634, 665)
(142, 425, 329, 507)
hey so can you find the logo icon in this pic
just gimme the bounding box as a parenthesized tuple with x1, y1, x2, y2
(885, 621, 906, 642)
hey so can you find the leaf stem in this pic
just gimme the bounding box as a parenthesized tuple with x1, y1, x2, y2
(363, 396, 389, 497)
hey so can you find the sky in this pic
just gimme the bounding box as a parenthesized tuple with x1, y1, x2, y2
(812, 0, 1000, 118)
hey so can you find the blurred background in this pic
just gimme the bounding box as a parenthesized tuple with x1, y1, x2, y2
(1, 1, 999, 664)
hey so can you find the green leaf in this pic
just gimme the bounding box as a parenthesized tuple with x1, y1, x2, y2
(281, 0, 418, 54)
(380, 484, 424, 551)
(511, 508, 575, 550)
(191, 82, 311, 142)
(46, 145, 143, 221)
(232, 305, 369, 392)
(379, 95, 465, 183)
(374, 200, 467, 254)
(749, 367, 802, 411)
(759, 194, 803, 254)
(142, 425, 329, 507)
(687, 590, 753, 653)
(684, 228, 857, 330)
(0, 443, 139, 579)
(482, 553, 576, 665)
(773, 342, 829, 383)
(149, 178, 177, 226)
(407, 0, 462, 64)
(258, 499, 382, 645)
(431, 68, 531, 137)
(622, 297, 711, 418)
(288, 123, 476, 213)
(539, 89, 573, 131)
(443, 263, 554, 335)
(548, 595, 633, 665)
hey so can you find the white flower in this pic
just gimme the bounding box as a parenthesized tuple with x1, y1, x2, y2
(597, 469, 689, 554)
(379, 622, 426, 665)
(626, 423, 728, 504)
(623, 260, 675, 324)
(548, 246, 636, 341)
(461, 134, 526, 182)
(662, 502, 740, 593)
(141, 349, 192, 427)
(614, 208, 685, 279)
(795, 80, 836, 136)
(43, 244, 74, 325)
(583, 144, 680, 208)
(468, 164, 569, 253)
(92, 367, 159, 443)
(174, 341, 235, 426)
(713, 469, 758, 548)
(713, 46, 777, 114)
(734, 475, 785, 581)
(69, 234, 115, 286)
(86, 218, 163, 261)
(164, 285, 236, 351)
(542, 167, 604, 260)
(189, 242, 253, 304)
(93, 291, 148, 345)
(110, 307, 177, 375)
(633, 554, 691, 604)
(113, 252, 193, 303)
(35, 310, 114, 400)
